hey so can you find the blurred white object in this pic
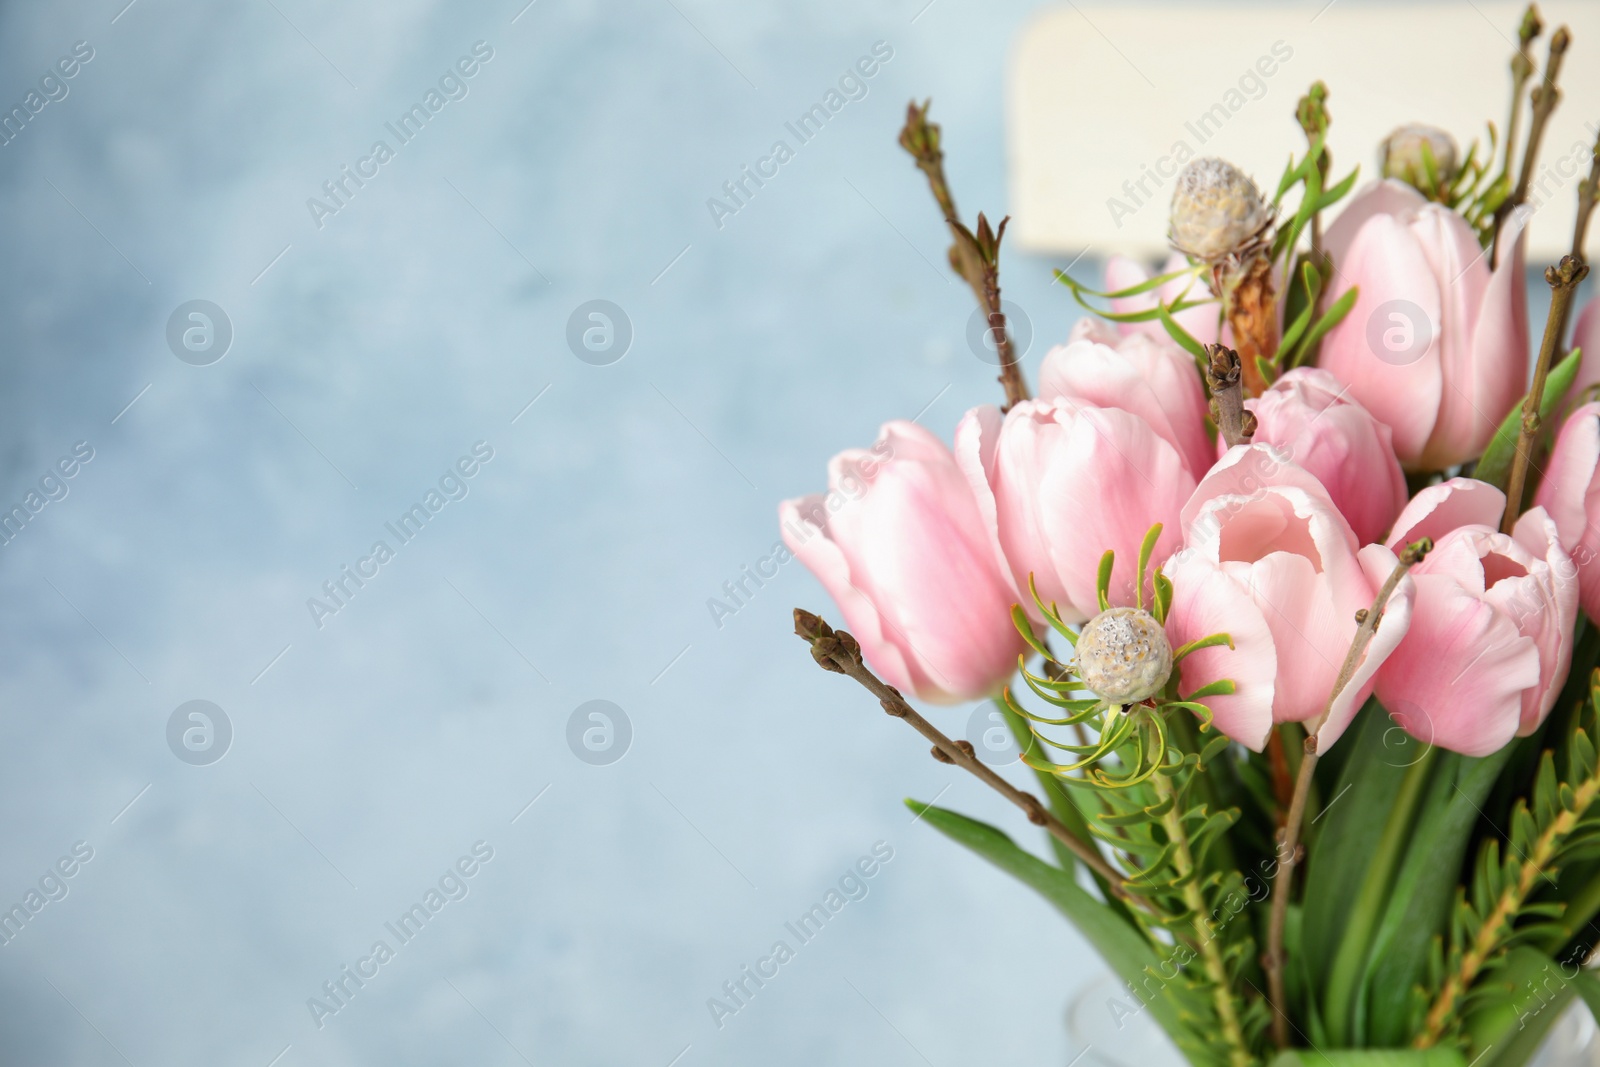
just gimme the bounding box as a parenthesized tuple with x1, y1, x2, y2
(1009, 2, 1600, 260)
(1531, 1000, 1600, 1067)
(1064, 972, 1187, 1067)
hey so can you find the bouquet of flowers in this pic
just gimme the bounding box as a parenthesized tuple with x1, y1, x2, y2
(782, 8, 1600, 1067)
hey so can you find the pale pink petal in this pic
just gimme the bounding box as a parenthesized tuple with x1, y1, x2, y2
(781, 494, 918, 696)
(1181, 445, 1338, 544)
(1103, 253, 1224, 345)
(1422, 207, 1528, 468)
(1042, 407, 1194, 615)
(1318, 212, 1445, 466)
(1386, 477, 1507, 550)
(1568, 297, 1600, 405)
(1505, 507, 1579, 732)
(1315, 544, 1415, 751)
(1038, 333, 1212, 477)
(1164, 553, 1276, 751)
(954, 403, 1019, 602)
(1535, 404, 1600, 622)
(1234, 550, 1346, 725)
(1324, 178, 1431, 267)
(1246, 367, 1408, 545)
(1376, 571, 1536, 756)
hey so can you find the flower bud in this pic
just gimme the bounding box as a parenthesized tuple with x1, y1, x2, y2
(1380, 124, 1460, 191)
(1075, 607, 1172, 704)
(1168, 158, 1273, 263)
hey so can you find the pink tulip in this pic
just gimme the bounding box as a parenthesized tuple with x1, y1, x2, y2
(956, 399, 1195, 624)
(1103, 253, 1226, 346)
(1535, 402, 1600, 622)
(779, 421, 1026, 704)
(1241, 367, 1408, 545)
(1319, 179, 1529, 471)
(1376, 502, 1576, 755)
(1166, 455, 1414, 751)
(1038, 318, 1213, 477)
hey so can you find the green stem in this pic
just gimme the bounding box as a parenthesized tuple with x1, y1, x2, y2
(1151, 770, 1254, 1067)
(1322, 746, 1440, 1042)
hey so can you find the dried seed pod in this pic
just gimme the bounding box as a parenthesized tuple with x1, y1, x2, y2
(1168, 157, 1274, 263)
(1380, 124, 1460, 190)
(1075, 606, 1173, 705)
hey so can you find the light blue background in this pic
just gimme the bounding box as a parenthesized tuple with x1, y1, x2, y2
(0, 1, 1557, 1065)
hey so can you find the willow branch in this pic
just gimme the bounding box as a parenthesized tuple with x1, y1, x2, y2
(1503, 256, 1590, 533)
(1490, 7, 1546, 265)
(1495, 23, 1568, 267)
(1264, 539, 1430, 1047)
(900, 101, 1030, 411)
(1572, 127, 1600, 269)
(1205, 344, 1255, 448)
(794, 609, 1125, 893)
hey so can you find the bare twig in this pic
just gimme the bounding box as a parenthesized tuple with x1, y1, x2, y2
(1204, 344, 1255, 448)
(1494, 20, 1567, 267)
(1504, 256, 1591, 533)
(794, 608, 1127, 892)
(1263, 540, 1431, 1047)
(1571, 127, 1600, 268)
(900, 101, 1030, 411)
(1490, 7, 1544, 265)
(949, 214, 1028, 410)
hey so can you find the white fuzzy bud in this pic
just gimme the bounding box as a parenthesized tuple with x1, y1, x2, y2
(1075, 607, 1173, 705)
(1168, 158, 1273, 262)
(1380, 124, 1460, 189)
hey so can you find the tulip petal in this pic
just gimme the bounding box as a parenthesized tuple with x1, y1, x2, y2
(785, 420, 1026, 704)
(1181, 444, 1338, 542)
(1046, 407, 1194, 614)
(1105, 253, 1223, 345)
(954, 403, 1017, 599)
(1504, 507, 1579, 732)
(1422, 206, 1527, 468)
(1535, 403, 1600, 623)
(1319, 211, 1445, 466)
(1165, 552, 1275, 751)
(1376, 571, 1535, 757)
(1315, 544, 1415, 751)
(781, 494, 918, 696)
(1226, 551, 1346, 726)
(1038, 333, 1212, 477)
(1246, 367, 1409, 545)
(1569, 297, 1600, 404)
(1386, 477, 1507, 550)
(1324, 179, 1431, 268)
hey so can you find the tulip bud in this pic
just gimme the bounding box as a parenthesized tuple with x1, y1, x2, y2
(1075, 607, 1172, 704)
(781, 421, 1027, 704)
(1318, 181, 1529, 470)
(956, 400, 1194, 624)
(1168, 158, 1274, 263)
(1380, 124, 1460, 192)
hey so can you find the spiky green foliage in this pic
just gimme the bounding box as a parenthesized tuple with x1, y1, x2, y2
(996, 529, 1264, 1067)
(1416, 672, 1600, 1050)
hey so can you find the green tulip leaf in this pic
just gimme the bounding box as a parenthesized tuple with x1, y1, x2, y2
(1475, 347, 1583, 489)
(1269, 1050, 1466, 1067)
(904, 798, 1203, 1050)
